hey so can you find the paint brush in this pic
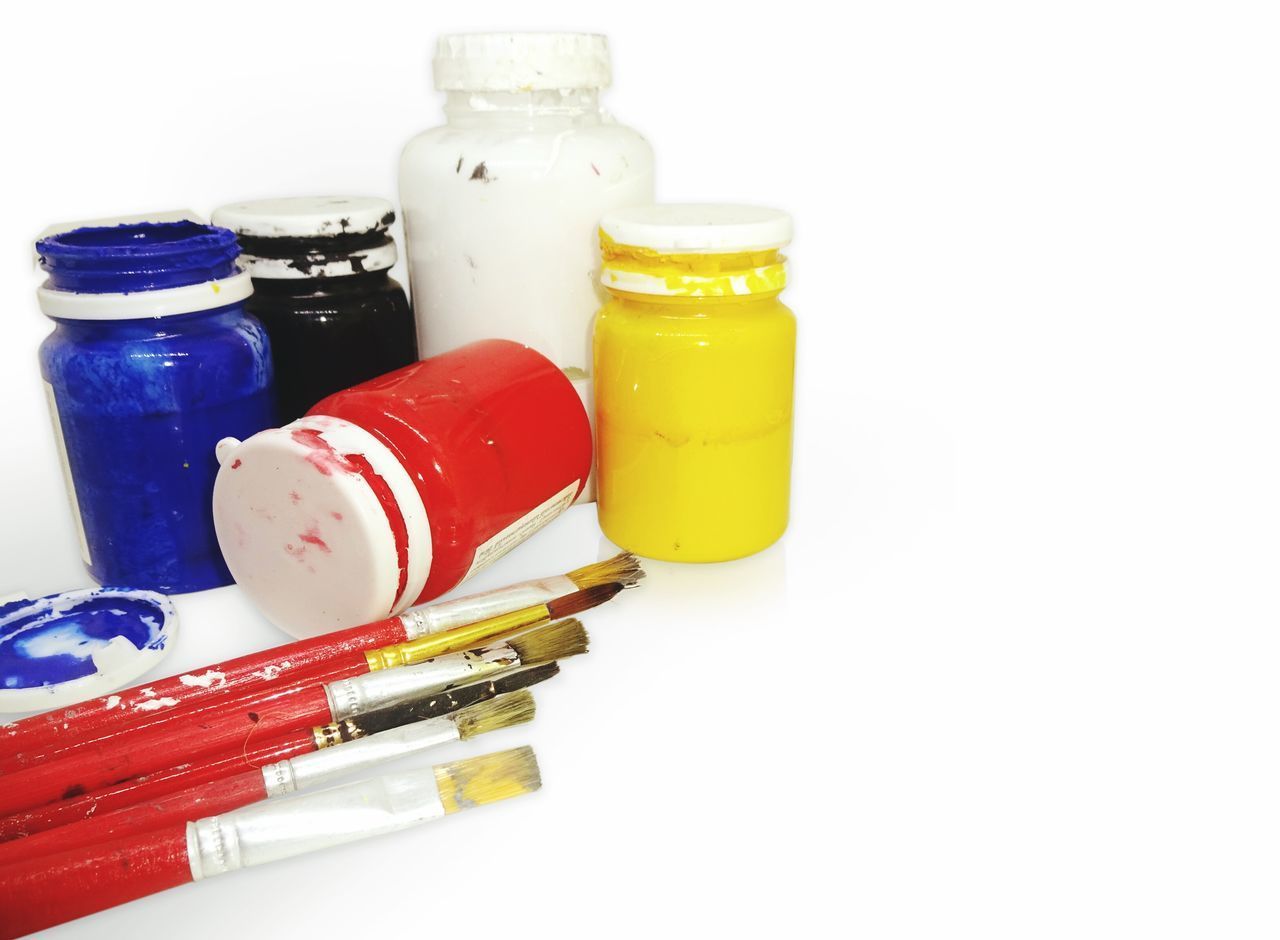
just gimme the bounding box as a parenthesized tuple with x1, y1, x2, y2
(0, 690, 537, 866)
(0, 746, 541, 938)
(0, 619, 584, 818)
(1, 577, 619, 775)
(0, 663, 560, 843)
(0, 551, 638, 766)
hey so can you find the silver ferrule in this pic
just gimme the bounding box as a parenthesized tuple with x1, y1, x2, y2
(399, 575, 576, 639)
(188, 768, 446, 881)
(324, 646, 519, 720)
(277, 719, 459, 793)
(259, 760, 298, 798)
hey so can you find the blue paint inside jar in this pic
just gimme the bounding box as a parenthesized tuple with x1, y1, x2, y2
(37, 222, 276, 593)
(0, 592, 168, 689)
(38, 221, 241, 293)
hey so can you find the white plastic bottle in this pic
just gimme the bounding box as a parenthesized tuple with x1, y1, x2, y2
(400, 32, 655, 379)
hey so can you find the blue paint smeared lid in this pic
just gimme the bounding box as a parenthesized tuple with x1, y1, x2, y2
(0, 587, 177, 714)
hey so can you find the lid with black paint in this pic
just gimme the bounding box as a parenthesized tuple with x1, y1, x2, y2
(212, 196, 398, 279)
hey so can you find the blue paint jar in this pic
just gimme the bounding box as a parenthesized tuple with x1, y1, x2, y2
(35, 221, 276, 593)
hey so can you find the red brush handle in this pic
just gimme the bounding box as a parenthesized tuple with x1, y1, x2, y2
(0, 824, 191, 938)
(0, 731, 313, 842)
(0, 768, 266, 868)
(0, 683, 332, 817)
(4, 653, 362, 777)
(0, 613, 407, 770)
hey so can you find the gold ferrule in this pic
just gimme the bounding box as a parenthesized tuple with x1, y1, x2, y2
(312, 723, 344, 749)
(363, 604, 551, 672)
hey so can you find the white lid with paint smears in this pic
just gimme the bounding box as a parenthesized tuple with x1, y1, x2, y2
(211, 416, 432, 638)
(211, 197, 399, 280)
(0, 588, 177, 713)
(211, 197, 395, 239)
(433, 33, 611, 92)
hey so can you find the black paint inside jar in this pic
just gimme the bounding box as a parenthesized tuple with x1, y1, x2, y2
(244, 265, 417, 423)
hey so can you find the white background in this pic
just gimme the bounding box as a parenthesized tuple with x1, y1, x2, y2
(1, 1, 1278, 937)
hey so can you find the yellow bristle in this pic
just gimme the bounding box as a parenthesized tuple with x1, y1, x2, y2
(452, 690, 537, 740)
(566, 551, 646, 589)
(434, 746, 541, 813)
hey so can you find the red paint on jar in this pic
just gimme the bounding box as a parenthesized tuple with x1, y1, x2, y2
(310, 339, 592, 602)
(344, 451, 409, 608)
(298, 527, 331, 553)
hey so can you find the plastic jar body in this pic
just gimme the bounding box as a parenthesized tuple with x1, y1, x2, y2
(39, 303, 274, 592)
(592, 205, 797, 563)
(244, 271, 415, 422)
(35, 221, 275, 594)
(213, 339, 592, 636)
(595, 290, 796, 561)
(400, 89, 654, 372)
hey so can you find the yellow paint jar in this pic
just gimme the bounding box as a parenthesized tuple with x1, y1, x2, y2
(593, 205, 795, 562)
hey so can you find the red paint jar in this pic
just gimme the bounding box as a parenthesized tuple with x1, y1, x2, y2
(212, 339, 591, 637)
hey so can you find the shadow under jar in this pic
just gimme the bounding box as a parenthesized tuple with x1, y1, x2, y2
(212, 197, 418, 423)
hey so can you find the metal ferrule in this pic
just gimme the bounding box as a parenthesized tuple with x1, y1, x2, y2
(367, 605, 548, 671)
(279, 719, 459, 794)
(259, 760, 298, 799)
(311, 719, 361, 750)
(398, 576, 577, 639)
(187, 768, 446, 880)
(324, 646, 519, 721)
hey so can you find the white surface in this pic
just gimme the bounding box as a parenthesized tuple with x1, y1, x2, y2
(0, 2, 1277, 938)
(599, 204, 794, 253)
(433, 32, 612, 91)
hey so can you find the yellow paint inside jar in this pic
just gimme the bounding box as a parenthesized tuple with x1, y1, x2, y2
(593, 210, 796, 562)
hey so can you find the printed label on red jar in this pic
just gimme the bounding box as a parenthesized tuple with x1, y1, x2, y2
(463, 480, 580, 581)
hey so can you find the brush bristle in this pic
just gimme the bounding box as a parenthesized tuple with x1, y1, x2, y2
(453, 690, 536, 739)
(567, 551, 646, 590)
(434, 745, 541, 813)
(491, 661, 560, 694)
(507, 617, 589, 666)
(546, 582, 623, 620)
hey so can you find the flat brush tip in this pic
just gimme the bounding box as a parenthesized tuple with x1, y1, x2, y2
(453, 690, 536, 739)
(434, 745, 541, 813)
(567, 551, 646, 589)
(508, 617, 589, 666)
(547, 581, 623, 619)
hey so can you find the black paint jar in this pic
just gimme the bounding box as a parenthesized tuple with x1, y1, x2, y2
(212, 197, 418, 422)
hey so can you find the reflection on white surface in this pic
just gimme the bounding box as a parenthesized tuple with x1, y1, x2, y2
(597, 532, 788, 623)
